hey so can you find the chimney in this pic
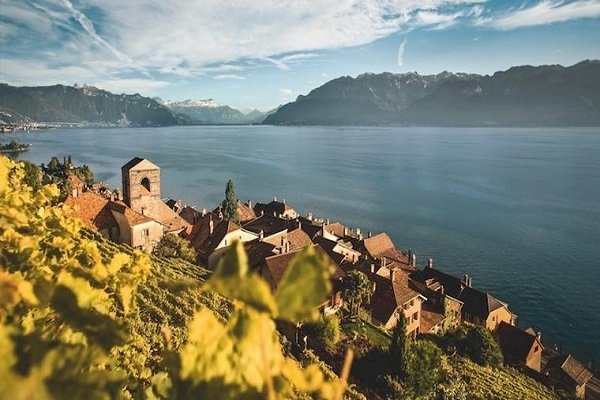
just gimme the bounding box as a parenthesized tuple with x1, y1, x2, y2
(282, 198, 286, 204)
(411, 253, 417, 267)
(390, 268, 397, 282)
(209, 217, 214, 235)
(259, 230, 264, 241)
(344, 227, 348, 236)
(463, 274, 471, 288)
(284, 239, 290, 254)
(326, 218, 330, 225)
(261, 210, 264, 216)
(202, 208, 207, 217)
(536, 332, 542, 341)
(370, 263, 375, 274)
(381, 257, 387, 268)
(356, 228, 361, 237)
(368, 231, 372, 238)
(110, 192, 115, 202)
(468, 276, 473, 288)
(358, 233, 364, 240)
(296, 219, 302, 230)
(273, 196, 277, 202)
(307, 213, 313, 221)
(247, 200, 252, 208)
(427, 258, 433, 269)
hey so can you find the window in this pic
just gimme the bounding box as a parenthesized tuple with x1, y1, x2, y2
(413, 312, 419, 321)
(142, 229, 149, 237)
(534, 346, 539, 353)
(410, 299, 414, 307)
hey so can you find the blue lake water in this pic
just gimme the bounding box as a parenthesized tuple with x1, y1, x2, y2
(6, 125, 600, 363)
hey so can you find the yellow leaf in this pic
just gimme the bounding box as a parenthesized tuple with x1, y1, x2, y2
(18, 280, 39, 306)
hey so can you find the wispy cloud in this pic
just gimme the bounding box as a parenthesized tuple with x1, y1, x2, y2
(479, 0, 600, 30)
(213, 74, 246, 80)
(397, 37, 408, 67)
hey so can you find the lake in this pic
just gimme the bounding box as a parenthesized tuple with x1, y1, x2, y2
(6, 125, 600, 363)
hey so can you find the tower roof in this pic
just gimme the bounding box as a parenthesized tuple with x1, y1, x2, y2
(121, 157, 159, 171)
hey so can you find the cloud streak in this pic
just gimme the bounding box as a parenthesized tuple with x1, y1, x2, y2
(397, 37, 408, 67)
(479, 0, 600, 30)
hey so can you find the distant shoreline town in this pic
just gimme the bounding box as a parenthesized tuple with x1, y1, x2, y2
(59, 156, 597, 399)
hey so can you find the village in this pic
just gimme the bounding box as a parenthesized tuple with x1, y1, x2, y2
(64, 156, 596, 399)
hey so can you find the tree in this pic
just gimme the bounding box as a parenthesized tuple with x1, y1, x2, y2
(464, 326, 503, 367)
(389, 313, 410, 377)
(221, 179, 238, 223)
(341, 270, 372, 317)
(322, 315, 341, 350)
(19, 160, 42, 191)
(405, 340, 443, 397)
(152, 234, 197, 263)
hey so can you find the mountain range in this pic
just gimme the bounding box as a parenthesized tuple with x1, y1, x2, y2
(264, 60, 600, 126)
(2, 60, 599, 127)
(156, 98, 270, 125)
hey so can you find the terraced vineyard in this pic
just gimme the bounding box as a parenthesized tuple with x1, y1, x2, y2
(81, 229, 232, 371)
(450, 356, 557, 400)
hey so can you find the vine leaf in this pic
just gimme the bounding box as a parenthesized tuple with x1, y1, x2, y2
(274, 247, 331, 323)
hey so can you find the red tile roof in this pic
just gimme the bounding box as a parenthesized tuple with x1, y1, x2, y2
(65, 191, 117, 231)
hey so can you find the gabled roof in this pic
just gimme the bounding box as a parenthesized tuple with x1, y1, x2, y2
(237, 202, 257, 223)
(243, 239, 277, 270)
(253, 200, 294, 217)
(65, 191, 118, 231)
(363, 233, 395, 257)
(242, 214, 288, 237)
(67, 174, 84, 187)
(370, 271, 422, 325)
(410, 267, 507, 320)
(286, 228, 313, 251)
(157, 200, 189, 232)
(496, 321, 542, 362)
(548, 354, 593, 386)
(197, 219, 241, 259)
(324, 222, 347, 238)
(121, 157, 159, 171)
(264, 245, 344, 289)
(109, 202, 155, 226)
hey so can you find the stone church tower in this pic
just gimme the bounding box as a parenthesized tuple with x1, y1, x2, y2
(121, 157, 161, 221)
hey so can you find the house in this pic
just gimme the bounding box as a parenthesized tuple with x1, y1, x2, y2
(496, 321, 544, 372)
(194, 218, 257, 268)
(362, 232, 415, 273)
(67, 173, 84, 198)
(262, 245, 345, 314)
(65, 191, 120, 240)
(316, 237, 362, 264)
(410, 263, 514, 331)
(368, 270, 426, 336)
(253, 197, 298, 219)
(546, 354, 593, 398)
(109, 202, 163, 251)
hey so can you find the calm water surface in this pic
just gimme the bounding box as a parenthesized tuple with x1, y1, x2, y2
(8, 125, 600, 362)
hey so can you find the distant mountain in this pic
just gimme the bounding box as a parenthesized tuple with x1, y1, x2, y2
(264, 60, 600, 126)
(159, 98, 267, 124)
(0, 83, 177, 126)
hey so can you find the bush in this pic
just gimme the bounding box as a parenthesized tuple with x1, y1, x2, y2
(322, 315, 340, 349)
(152, 234, 197, 263)
(464, 326, 503, 367)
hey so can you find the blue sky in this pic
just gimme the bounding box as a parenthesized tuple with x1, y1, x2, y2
(1, 0, 599, 111)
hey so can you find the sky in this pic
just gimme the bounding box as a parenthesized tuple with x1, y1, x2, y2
(1, 0, 599, 111)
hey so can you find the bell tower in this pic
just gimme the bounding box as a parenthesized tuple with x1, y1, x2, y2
(121, 157, 161, 220)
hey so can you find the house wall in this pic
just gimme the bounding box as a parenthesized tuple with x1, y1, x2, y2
(131, 221, 163, 251)
(486, 307, 513, 331)
(207, 229, 258, 268)
(385, 297, 423, 337)
(444, 296, 463, 330)
(123, 167, 161, 221)
(112, 211, 132, 245)
(525, 340, 543, 372)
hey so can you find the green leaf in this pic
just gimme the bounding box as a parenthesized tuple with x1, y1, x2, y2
(205, 242, 277, 315)
(274, 247, 332, 322)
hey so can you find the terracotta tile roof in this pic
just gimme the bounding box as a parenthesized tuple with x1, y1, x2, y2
(363, 233, 395, 257)
(242, 214, 288, 237)
(157, 200, 189, 232)
(286, 228, 313, 251)
(67, 174, 84, 187)
(369, 271, 421, 325)
(420, 304, 445, 333)
(65, 191, 117, 231)
(109, 202, 154, 226)
(197, 219, 241, 260)
(179, 206, 203, 225)
(243, 239, 276, 270)
(264, 245, 344, 289)
(237, 202, 257, 223)
(410, 267, 508, 320)
(496, 321, 543, 363)
(548, 354, 593, 386)
(324, 222, 347, 238)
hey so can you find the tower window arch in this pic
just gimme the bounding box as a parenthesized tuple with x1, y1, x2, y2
(140, 177, 151, 192)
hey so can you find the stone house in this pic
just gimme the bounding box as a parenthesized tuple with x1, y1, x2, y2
(495, 321, 544, 372)
(546, 354, 593, 399)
